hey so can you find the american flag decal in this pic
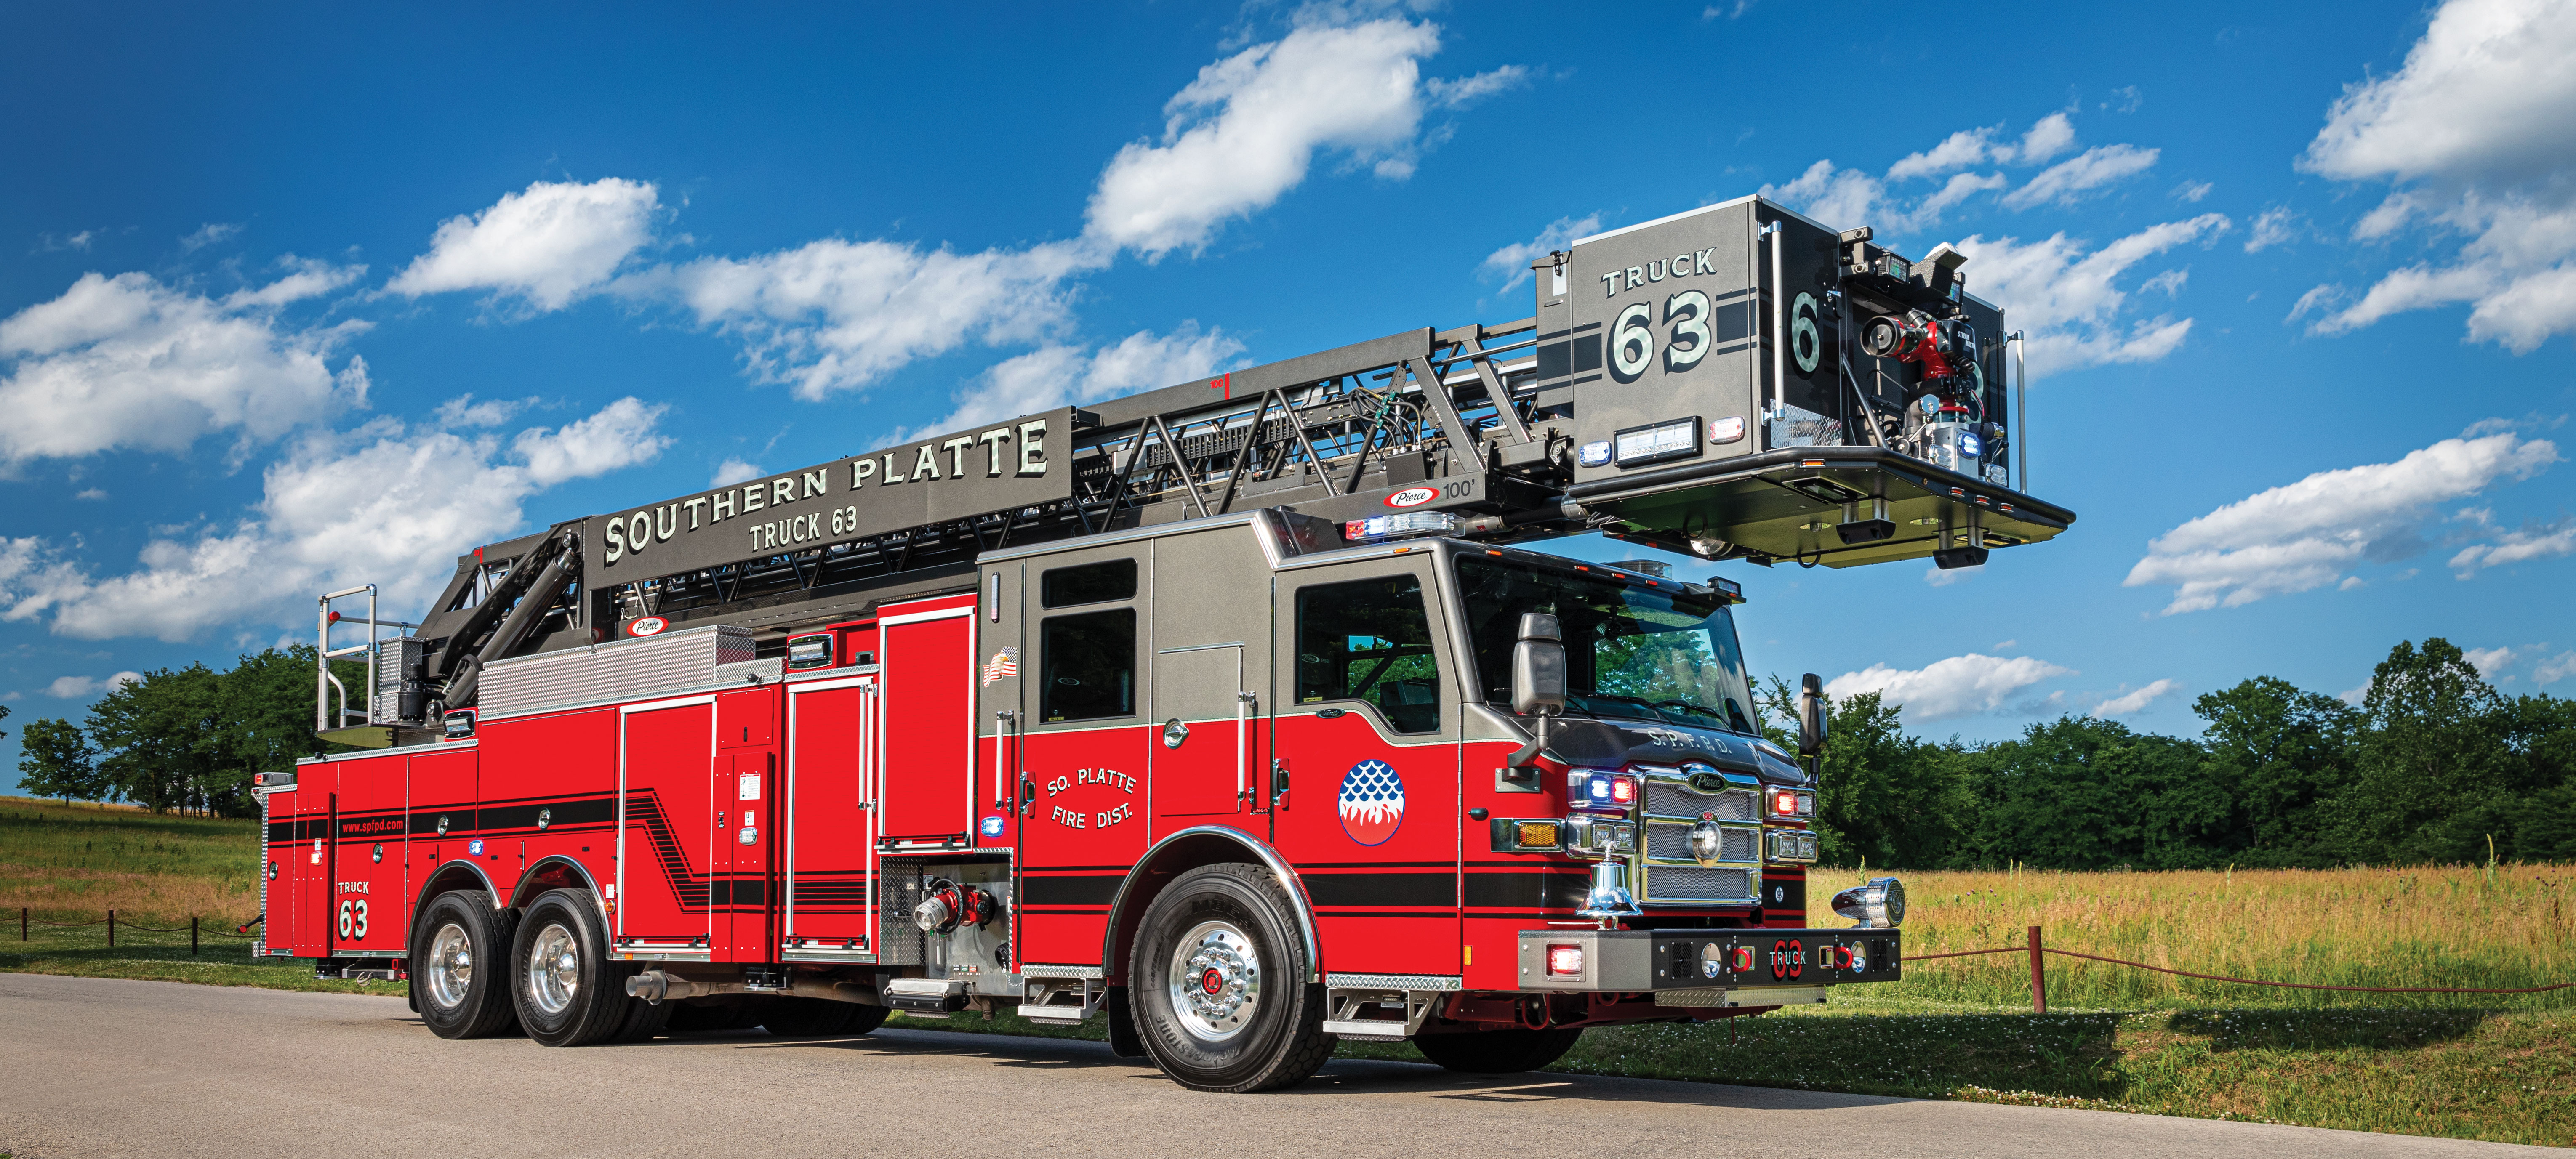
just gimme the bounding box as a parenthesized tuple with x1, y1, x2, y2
(1335, 760, 1404, 846)
(980, 646, 1019, 686)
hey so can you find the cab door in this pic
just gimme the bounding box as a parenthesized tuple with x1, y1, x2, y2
(1151, 644, 1249, 817)
(1148, 529, 1270, 827)
(1269, 557, 1463, 977)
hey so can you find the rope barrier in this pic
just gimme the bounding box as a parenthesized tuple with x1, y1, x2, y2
(1903, 923, 2573, 1006)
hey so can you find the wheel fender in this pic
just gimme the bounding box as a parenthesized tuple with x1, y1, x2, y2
(408, 859, 503, 952)
(1100, 825, 1320, 986)
(508, 856, 605, 920)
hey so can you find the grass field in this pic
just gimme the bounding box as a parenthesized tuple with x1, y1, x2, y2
(3, 796, 2570, 1146)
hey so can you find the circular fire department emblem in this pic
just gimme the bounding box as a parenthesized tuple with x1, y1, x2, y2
(1336, 760, 1404, 845)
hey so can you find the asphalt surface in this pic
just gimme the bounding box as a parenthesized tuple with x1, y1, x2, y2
(0, 973, 2553, 1158)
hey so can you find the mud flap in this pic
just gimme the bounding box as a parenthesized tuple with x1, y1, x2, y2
(1106, 985, 1145, 1058)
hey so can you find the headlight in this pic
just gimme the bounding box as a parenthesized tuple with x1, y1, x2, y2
(1831, 877, 1907, 928)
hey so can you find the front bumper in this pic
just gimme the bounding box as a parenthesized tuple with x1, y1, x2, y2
(1516, 927, 1902, 1005)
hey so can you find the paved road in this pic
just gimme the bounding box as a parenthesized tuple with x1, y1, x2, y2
(0, 973, 2551, 1158)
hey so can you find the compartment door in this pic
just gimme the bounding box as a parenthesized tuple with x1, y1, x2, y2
(786, 675, 879, 954)
(1151, 644, 1249, 818)
(616, 698, 717, 952)
(333, 757, 408, 957)
(878, 607, 975, 846)
(717, 749, 776, 960)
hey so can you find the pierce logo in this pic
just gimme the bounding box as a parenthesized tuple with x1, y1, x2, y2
(629, 616, 669, 638)
(1336, 760, 1404, 845)
(1383, 486, 1438, 509)
(1770, 938, 1805, 982)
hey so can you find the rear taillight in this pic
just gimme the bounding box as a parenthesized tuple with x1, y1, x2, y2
(1546, 944, 1585, 976)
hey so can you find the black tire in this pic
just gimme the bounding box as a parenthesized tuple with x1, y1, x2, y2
(410, 890, 521, 1039)
(1411, 1027, 1585, 1074)
(1129, 863, 1331, 1093)
(509, 889, 641, 1047)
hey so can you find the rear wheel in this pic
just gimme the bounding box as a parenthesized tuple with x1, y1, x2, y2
(509, 889, 640, 1047)
(1411, 1027, 1585, 1074)
(411, 890, 520, 1039)
(1129, 863, 1330, 1092)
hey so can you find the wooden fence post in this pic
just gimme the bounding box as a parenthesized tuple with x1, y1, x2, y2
(2027, 924, 2046, 1013)
(107, 909, 116, 948)
(191, 915, 200, 956)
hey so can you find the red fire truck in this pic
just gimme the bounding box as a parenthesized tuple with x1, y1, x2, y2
(257, 197, 2071, 1091)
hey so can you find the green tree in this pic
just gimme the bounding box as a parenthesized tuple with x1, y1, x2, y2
(86, 663, 227, 814)
(2336, 638, 2519, 863)
(16, 717, 103, 803)
(2192, 677, 2359, 867)
(1958, 715, 2219, 870)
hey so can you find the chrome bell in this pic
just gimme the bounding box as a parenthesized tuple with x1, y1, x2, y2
(1832, 877, 1907, 929)
(1576, 859, 1642, 924)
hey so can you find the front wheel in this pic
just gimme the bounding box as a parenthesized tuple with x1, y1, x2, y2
(411, 890, 520, 1039)
(510, 888, 640, 1047)
(1129, 863, 1331, 1092)
(1412, 1027, 1584, 1074)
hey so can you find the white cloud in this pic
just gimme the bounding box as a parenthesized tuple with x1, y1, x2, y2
(2002, 144, 2160, 209)
(2463, 646, 2516, 676)
(1826, 653, 2073, 722)
(1085, 19, 1444, 258)
(2535, 650, 2576, 685)
(2245, 206, 2301, 253)
(0, 267, 370, 469)
(2448, 518, 2576, 574)
(1761, 160, 1887, 232)
(709, 458, 763, 488)
(2172, 180, 2214, 203)
(386, 178, 661, 312)
(1478, 214, 1602, 294)
(914, 324, 1246, 437)
(1887, 128, 2003, 182)
(2298, 0, 2576, 350)
(1923, 562, 1981, 587)
(633, 237, 1100, 400)
(180, 222, 243, 252)
(1, 398, 671, 641)
(1425, 65, 1527, 109)
(1954, 214, 2229, 376)
(434, 394, 535, 428)
(45, 671, 139, 699)
(2123, 431, 2560, 613)
(2091, 678, 2181, 718)
(2337, 681, 2373, 707)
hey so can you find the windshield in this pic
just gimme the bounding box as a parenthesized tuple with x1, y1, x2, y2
(1454, 556, 1758, 734)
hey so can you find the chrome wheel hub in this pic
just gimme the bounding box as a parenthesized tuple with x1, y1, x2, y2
(526, 922, 581, 1015)
(426, 922, 474, 1009)
(1167, 920, 1261, 1041)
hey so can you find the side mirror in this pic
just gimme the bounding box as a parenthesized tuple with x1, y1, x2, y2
(1798, 673, 1826, 757)
(1511, 614, 1566, 717)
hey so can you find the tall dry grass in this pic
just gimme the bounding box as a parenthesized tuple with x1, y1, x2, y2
(1835, 864, 2576, 1008)
(0, 798, 261, 922)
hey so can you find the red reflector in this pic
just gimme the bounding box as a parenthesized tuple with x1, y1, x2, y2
(1546, 944, 1585, 976)
(1773, 790, 1798, 815)
(1729, 946, 1755, 972)
(1609, 778, 1636, 805)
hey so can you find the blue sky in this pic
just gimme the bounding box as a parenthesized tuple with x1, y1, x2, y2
(5, 0, 2573, 790)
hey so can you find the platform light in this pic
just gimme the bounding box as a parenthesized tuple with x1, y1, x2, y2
(1614, 417, 1701, 468)
(1546, 944, 1585, 976)
(1344, 512, 1458, 541)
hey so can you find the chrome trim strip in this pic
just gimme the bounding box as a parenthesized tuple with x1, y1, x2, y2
(1324, 973, 1462, 992)
(1021, 964, 1107, 979)
(1101, 824, 1322, 983)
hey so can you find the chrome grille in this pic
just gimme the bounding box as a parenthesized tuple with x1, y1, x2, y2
(1644, 822, 1758, 862)
(1645, 783, 1756, 821)
(1644, 866, 1754, 903)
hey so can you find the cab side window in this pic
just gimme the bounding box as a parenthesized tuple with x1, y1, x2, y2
(1040, 609, 1135, 722)
(1294, 574, 1441, 734)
